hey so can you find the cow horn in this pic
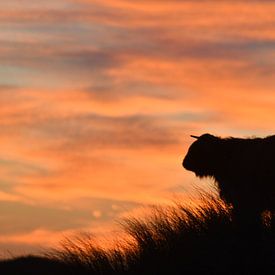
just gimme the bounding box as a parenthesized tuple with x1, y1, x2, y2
(190, 135, 199, 139)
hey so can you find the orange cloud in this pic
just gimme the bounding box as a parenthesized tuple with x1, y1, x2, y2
(1, 0, 275, 255)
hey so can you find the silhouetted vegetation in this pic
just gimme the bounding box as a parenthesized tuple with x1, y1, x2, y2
(1, 194, 274, 274)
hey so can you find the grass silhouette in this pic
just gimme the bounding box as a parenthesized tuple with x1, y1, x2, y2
(1, 193, 275, 274)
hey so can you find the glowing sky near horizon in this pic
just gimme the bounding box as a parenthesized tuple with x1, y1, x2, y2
(1, 0, 275, 255)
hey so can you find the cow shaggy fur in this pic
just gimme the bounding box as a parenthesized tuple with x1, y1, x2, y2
(183, 133, 275, 227)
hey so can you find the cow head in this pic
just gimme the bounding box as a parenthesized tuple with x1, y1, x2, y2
(183, 134, 219, 178)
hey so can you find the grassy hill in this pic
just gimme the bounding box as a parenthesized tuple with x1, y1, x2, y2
(1, 194, 274, 274)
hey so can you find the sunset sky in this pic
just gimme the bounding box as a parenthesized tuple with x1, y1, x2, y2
(1, 0, 275, 256)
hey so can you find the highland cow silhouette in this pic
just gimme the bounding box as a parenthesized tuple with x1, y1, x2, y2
(183, 133, 275, 229)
